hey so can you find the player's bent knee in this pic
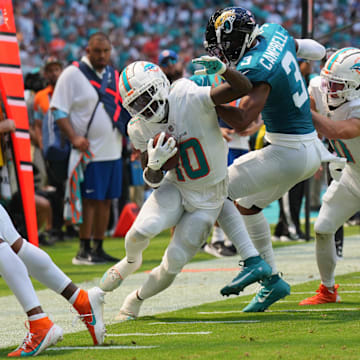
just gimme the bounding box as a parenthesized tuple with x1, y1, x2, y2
(125, 227, 150, 257)
(163, 245, 188, 274)
(133, 217, 165, 239)
(314, 218, 336, 235)
(183, 214, 214, 249)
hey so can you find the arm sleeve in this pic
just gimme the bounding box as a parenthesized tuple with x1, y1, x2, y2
(296, 39, 326, 60)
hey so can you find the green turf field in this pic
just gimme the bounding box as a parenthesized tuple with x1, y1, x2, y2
(1, 226, 360, 359)
(1, 272, 360, 359)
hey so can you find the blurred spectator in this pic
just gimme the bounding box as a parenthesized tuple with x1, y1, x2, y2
(33, 56, 74, 244)
(13, 0, 359, 77)
(50, 32, 124, 265)
(158, 49, 185, 83)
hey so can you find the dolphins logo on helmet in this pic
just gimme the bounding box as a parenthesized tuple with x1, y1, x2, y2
(321, 47, 360, 107)
(119, 61, 170, 124)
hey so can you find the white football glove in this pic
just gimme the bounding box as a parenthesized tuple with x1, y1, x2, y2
(192, 55, 227, 75)
(147, 132, 178, 171)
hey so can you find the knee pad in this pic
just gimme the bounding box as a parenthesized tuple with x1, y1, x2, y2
(314, 218, 335, 235)
(179, 213, 214, 249)
(163, 244, 188, 274)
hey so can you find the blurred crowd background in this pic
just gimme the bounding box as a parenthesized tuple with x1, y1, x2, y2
(6, 0, 360, 250)
(14, 0, 360, 76)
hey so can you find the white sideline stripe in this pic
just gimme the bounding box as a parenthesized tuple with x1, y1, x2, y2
(107, 331, 212, 337)
(292, 291, 360, 294)
(199, 307, 359, 314)
(198, 311, 243, 314)
(47, 345, 159, 351)
(149, 320, 259, 325)
(269, 308, 359, 312)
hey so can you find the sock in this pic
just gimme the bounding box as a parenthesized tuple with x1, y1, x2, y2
(29, 316, 53, 330)
(80, 238, 91, 253)
(243, 211, 277, 274)
(114, 228, 150, 279)
(112, 257, 143, 279)
(93, 239, 103, 252)
(217, 199, 258, 260)
(17, 240, 72, 294)
(29, 313, 47, 321)
(0, 242, 41, 312)
(316, 233, 336, 288)
(211, 226, 225, 244)
(68, 288, 81, 305)
(138, 264, 177, 300)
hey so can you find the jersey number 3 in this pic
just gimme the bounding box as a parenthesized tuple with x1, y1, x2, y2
(281, 51, 308, 108)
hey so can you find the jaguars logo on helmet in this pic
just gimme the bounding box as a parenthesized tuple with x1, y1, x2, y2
(205, 7, 260, 67)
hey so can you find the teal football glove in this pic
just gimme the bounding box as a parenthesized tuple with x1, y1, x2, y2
(192, 55, 227, 75)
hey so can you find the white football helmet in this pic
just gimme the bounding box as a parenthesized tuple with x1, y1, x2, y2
(119, 61, 170, 123)
(321, 47, 360, 107)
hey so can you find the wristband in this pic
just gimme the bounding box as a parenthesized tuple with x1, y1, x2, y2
(143, 167, 164, 188)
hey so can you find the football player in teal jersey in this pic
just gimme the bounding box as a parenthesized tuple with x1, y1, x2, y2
(199, 7, 339, 312)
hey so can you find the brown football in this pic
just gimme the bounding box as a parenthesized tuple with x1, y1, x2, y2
(153, 132, 180, 171)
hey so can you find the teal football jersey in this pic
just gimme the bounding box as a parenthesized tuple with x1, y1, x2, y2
(236, 23, 314, 134)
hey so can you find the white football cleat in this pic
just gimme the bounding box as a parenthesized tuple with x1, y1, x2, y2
(76, 287, 106, 345)
(99, 267, 123, 292)
(115, 290, 143, 321)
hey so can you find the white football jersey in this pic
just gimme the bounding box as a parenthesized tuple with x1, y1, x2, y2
(327, 98, 360, 190)
(128, 78, 228, 208)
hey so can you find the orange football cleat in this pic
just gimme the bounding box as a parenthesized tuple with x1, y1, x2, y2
(299, 284, 340, 305)
(73, 287, 106, 345)
(8, 317, 63, 357)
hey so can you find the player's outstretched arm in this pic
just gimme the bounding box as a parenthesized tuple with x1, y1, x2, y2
(311, 110, 360, 140)
(295, 39, 326, 61)
(192, 55, 252, 105)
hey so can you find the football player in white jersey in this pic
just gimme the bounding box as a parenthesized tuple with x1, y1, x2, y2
(300, 47, 360, 305)
(0, 204, 105, 356)
(99, 57, 275, 320)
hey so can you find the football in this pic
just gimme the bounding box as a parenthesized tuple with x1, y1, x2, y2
(153, 132, 180, 171)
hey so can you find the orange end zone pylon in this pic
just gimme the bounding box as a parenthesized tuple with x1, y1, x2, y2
(0, 0, 38, 246)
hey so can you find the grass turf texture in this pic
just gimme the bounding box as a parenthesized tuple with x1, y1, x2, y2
(1, 272, 360, 359)
(1, 225, 359, 296)
(1, 226, 360, 359)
